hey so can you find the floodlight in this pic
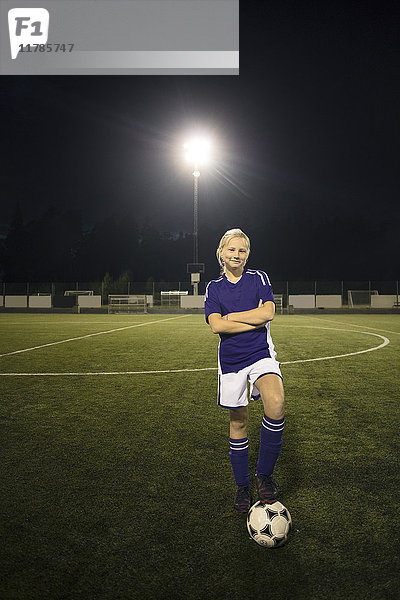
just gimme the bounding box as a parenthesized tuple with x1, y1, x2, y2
(184, 138, 211, 165)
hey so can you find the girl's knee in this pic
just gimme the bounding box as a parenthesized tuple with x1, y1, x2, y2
(263, 393, 285, 419)
(229, 407, 248, 435)
(230, 418, 248, 433)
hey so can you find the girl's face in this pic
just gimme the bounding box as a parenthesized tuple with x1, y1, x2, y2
(221, 237, 249, 272)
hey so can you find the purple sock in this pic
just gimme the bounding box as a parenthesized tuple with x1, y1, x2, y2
(229, 437, 250, 487)
(256, 415, 285, 477)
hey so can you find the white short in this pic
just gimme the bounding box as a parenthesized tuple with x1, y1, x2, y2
(217, 358, 282, 409)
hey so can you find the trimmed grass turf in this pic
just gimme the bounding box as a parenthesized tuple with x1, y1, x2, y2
(0, 313, 399, 599)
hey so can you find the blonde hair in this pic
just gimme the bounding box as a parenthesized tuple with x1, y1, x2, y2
(216, 228, 250, 270)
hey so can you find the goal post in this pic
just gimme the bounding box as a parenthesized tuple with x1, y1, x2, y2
(64, 290, 93, 296)
(347, 290, 378, 308)
(108, 294, 147, 314)
(274, 294, 284, 315)
(160, 290, 188, 307)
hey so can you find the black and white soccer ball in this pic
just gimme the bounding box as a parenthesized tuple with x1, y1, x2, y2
(247, 500, 292, 548)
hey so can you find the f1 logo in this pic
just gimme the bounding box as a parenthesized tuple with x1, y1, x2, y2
(8, 8, 50, 59)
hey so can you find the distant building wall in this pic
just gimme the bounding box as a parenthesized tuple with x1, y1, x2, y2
(77, 295, 102, 308)
(181, 296, 205, 309)
(289, 294, 315, 308)
(5, 296, 28, 308)
(315, 295, 342, 308)
(29, 295, 52, 308)
(371, 295, 397, 308)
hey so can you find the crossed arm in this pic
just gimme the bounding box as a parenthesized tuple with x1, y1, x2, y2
(208, 301, 275, 334)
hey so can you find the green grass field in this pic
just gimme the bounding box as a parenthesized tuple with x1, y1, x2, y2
(1, 313, 399, 600)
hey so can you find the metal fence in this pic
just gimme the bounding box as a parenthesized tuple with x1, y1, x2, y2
(1, 280, 399, 307)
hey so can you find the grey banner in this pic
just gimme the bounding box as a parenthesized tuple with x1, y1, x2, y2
(0, 0, 239, 75)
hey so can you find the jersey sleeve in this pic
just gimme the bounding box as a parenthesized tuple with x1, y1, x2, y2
(257, 270, 275, 304)
(204, 281, 221, 323)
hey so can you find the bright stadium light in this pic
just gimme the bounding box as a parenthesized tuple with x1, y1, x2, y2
(184, 138, 211, 166)
(183, 137, 211, 295)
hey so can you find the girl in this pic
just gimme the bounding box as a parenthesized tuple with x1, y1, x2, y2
(205, 229, 285, 513)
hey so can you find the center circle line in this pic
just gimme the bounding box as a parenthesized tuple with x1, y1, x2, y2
(0, 327, 390, 376)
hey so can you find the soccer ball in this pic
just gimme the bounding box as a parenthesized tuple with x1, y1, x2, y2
(247, 500, 292, 548)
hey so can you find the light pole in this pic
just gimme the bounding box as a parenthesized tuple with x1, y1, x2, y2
(193, 164, 200, 265)
(184, 138, 210, 295)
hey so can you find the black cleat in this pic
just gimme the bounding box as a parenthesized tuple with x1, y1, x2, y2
(234, 485, 252, 513)
(255, 474, 278, 504)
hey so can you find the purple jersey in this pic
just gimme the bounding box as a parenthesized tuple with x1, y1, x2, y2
(205, 269, 277, 374)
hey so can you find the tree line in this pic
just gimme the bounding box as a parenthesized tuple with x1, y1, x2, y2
(0, 205, 194, 283)
(1, 202, 398, 284)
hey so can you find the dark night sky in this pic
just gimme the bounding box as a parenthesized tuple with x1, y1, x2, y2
(1, 1, 399, 280)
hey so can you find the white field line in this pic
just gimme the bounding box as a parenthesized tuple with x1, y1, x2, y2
(0, 315, 190, 358)
(304, 315, 400, 336)
(0, 327, 390, 376)
(281, 331, 389, 364)
(0, 367, 218, 376)
(274, 325, 390, 363)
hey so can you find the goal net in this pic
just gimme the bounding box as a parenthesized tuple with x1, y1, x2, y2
(347, 290, 378, 308)
(160, 291, 188, 307)
(64, 290, 93, 296)
(108, 294, 147, 314)
(274, 294, 284, 315)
